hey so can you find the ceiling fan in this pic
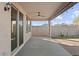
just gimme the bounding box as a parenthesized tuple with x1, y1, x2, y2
(32, 12, 46, 17)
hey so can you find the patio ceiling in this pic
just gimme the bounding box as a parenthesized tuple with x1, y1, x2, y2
(18, 2, 76, 21)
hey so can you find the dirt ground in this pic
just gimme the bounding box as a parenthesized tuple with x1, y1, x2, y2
(54, 39, 79, 56)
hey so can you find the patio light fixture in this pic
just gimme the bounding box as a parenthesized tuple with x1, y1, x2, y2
(4, 2, 11, 11)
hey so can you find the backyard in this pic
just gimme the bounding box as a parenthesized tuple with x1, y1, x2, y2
(53, 39, 79, 56)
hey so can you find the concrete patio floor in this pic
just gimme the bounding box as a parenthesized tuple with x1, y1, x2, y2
(16, 37, 71, 56)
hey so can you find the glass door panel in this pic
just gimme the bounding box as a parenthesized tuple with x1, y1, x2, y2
(19, 11, 23, 46)
(11, 6, 17, 51)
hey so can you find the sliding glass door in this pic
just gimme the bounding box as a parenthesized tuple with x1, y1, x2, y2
(11, 6, 18, 51)
(11, 4, 24, 52)
(19, 11, 23, 46)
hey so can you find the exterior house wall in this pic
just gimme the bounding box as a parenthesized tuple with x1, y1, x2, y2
(0, 2, 11, 56)
(0, 2, 32, 56)
(32, 25, 79, 37)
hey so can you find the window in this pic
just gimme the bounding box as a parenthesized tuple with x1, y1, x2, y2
(26, 15, 31, 32)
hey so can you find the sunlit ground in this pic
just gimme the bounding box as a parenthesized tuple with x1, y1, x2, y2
(55, 39, 79, 46)
(43, 38, 79, 46)
(50, 39, 79, 56)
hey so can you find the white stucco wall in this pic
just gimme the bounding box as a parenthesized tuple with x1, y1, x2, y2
(0, 2, 11, 56)
(0, 2, 32, 56)
(32, 25, 79, 37)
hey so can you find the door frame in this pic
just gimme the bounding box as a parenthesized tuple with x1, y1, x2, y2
(11, 3, 24, 55)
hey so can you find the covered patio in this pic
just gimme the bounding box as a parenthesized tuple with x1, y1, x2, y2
(16, 37, 71, 56)
(11, 2, 77, 56)
(0, 2, 79, 56)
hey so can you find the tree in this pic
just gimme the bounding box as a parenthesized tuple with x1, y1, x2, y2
(73, 16, 79, 25)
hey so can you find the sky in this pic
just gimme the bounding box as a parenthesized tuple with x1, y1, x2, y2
(32, 3, 79, 26)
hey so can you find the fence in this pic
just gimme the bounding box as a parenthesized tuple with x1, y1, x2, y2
(32, 25, 79, 38)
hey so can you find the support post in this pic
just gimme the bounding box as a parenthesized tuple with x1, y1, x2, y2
(17, 10, 19, 47)
(48, 20, 51, 39)
(30, 20, 32, 31)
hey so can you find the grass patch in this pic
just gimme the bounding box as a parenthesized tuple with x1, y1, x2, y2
(51, 35, 79, 39)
